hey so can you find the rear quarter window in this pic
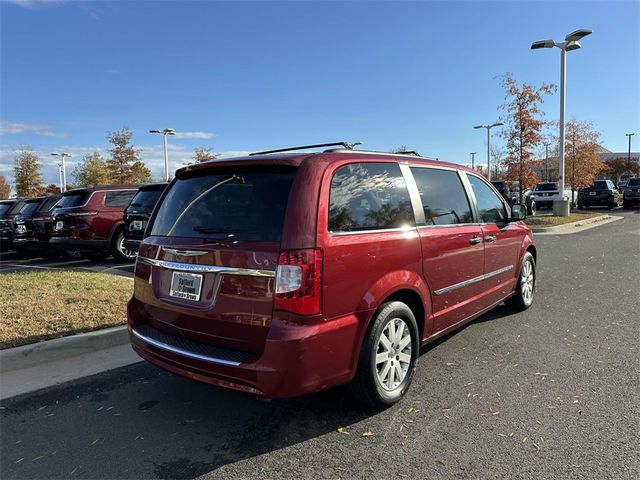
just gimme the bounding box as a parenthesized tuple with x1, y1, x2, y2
(328, 162, 415, 232)
(105, 190, 137, 207)
(57, 192, 91, 208)
(150, 167, 296, 242)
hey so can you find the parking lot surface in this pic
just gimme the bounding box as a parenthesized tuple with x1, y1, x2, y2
(1, 209, 638, 479)
(0, 253, 134, 278)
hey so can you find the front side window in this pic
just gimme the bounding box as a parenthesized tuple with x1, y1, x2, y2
(468, 175, 508, 224)
(411, 167, 473, 226)
(105, 190, 137, 207)
(329, 162, 414, 232)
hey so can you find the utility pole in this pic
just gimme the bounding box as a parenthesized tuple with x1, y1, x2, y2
(543, 141, 550, 182)
(470, 152, 477, 169)
(473, 122, 503, 181)
(51, 152, 71, 192)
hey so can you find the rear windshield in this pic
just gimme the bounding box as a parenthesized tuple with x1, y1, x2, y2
(150, 168, 296, 242)
(19, 201, 42, 217)
(57, 192, 91, 208)
(593, 181, 607, 189)
(535, 183, 558, 191)
(7, 201, 24, 215)
(0, 203, 14, 216)
(129, 188, 164, 211)
(37, 196, 61, 213)
(628, 178, 640, 187)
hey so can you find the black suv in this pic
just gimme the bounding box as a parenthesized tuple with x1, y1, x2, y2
(0, 199, 26, 252)
(622, 178, 640, 208)
(123, 183, 168, 252)
(577, 180, 620, 209)
(13, 194, 62, 258)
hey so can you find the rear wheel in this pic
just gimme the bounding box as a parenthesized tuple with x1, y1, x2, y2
(528, 200, 536, 216)
(506, 252, 536, 312)
(347, 301, 419, 408)
(111, 229, 137, 262)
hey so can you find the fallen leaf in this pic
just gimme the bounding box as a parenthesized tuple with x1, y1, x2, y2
(337, 426, 349, 435)
(435, 459, 446, 466)
(362, 431, 374, 437)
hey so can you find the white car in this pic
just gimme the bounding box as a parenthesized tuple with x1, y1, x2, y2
(532, 182, 576, 209)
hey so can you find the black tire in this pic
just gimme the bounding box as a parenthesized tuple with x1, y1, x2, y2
(111, 229, 137, 262)
(84, 251, 110, 262)
(528, 201, 536, 216)
(506, 252, 536, 312)
(622, 201, 630, 209)
(347, 301, 419, 408)
(577, 203, 583, 210)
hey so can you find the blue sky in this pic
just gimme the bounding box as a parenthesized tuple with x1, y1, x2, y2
(1, 0, 638, 187)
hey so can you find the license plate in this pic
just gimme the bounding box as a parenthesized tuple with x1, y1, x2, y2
(130, 220, 144, 231)
(589, 192, 596, 196)
(16, 225, 26, 234)
(169, 271, 203, 301)
(55, 221, 63, 230)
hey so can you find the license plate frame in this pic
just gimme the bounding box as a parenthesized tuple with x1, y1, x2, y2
(169, 271, 203, 302)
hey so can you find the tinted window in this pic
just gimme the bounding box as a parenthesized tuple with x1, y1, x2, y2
(593, 181, 607, 189)
(534, 183, 558, 191)
(329, 162, 414, 232)
(7, 201, 25, 215)
(58, 192, 91, 208)
(627, 178, 640, 187)
(37, 196, 61, 213)
(0, 203, 13, 216)
(411, 168, 473, 225)
(19, 201, 42, 217)
(468, 175, 508, 224)
(151, 168, 296, 242)
(105, 190, 137, 207)
(129, 188, 164, 211)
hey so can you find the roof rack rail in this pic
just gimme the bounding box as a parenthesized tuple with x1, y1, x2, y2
(395, 150, 421, 156)
(250, 141, 355, 156)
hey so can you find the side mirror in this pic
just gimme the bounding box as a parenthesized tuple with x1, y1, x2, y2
(511, 203, 527, 221)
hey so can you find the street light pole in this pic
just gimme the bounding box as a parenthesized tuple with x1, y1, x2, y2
(531, 28, 592, 216)
(626, 133, 635, 179)
(470, 152, 476, 169)
(149, 128, 176, 181)
(57, 163, 63, 191)
(473, 122, 503, 181)
(543, 141, 550, 182)
(51, 152, 71, 192)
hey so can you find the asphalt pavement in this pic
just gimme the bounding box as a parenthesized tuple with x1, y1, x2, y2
(0, 252, 134, 278)
(1, 209, 638, 480)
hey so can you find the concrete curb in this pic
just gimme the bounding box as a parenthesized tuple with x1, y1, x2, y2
(531, 214, 623, 234)
(0, 325, 129, 373)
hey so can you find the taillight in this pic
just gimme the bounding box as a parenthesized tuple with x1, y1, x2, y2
(274, 248, 323, 316)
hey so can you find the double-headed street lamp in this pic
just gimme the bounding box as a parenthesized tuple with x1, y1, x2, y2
(531, 28, 592, 216)
(51, 152, 71, 192)
(149, 128, 176, 181)
(473, 122, 503, 181)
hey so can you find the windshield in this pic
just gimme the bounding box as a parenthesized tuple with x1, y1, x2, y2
(151, 167, 296, 242)
(535, 183, 558, 191)
(18, 201, 42, 218)
(627, 178, 640, 187)
(0, 203, 14, 216)
(129, 188, 164, 211)
(57, 192, 91, 208)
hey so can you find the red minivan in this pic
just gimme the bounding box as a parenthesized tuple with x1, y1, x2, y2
(128, 144, 536, 407)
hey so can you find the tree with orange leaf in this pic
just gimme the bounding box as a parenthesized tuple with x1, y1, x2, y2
(564, 119, 604, 200)
(499, 74, 556, 201)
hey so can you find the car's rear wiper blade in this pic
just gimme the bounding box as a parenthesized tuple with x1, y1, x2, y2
(192, 226, 256, 234)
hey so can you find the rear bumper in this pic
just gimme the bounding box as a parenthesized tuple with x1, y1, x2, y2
(578, 195, 615, 206)
(12, 237, 52, 250)
(50, 236, 109, 251)
(127, 301, 363, 398)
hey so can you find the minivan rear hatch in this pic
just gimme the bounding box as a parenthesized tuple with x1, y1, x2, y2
(133, 165, 297, 354)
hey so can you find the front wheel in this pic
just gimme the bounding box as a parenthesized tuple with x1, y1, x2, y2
(347, 301, 419, 408)
(111, 229, 137, 262)
(506, 252, 536, 312)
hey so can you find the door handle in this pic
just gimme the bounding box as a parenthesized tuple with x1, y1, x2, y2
(485, 235, 497, 243)
(469, 236, 482, 245)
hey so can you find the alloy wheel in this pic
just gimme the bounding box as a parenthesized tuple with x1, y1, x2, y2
(521, 259, 535, 305)
(375, 317, 412, 391)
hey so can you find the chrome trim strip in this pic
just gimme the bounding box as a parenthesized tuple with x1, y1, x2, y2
(137, 256, 275, 277)
(434, 265, 514, 296)
(330, 226, 416, 236)
(131, 328, 241, 366)
(162, 248, 208, 257)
